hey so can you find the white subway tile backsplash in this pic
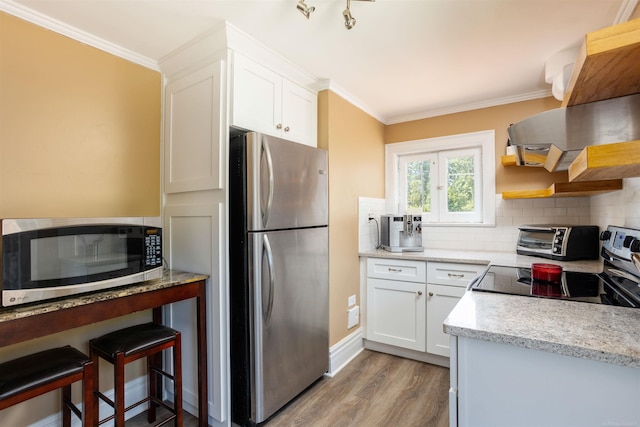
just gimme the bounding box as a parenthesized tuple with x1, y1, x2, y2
(357, 186, 638, 253)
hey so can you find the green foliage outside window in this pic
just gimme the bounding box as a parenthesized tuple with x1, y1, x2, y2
(447, 156, 475, 212)
(406, 160, 431, 212)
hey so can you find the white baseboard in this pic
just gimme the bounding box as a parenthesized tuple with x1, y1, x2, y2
(326, 327, 364, 377)
(30, 377, 148, 427)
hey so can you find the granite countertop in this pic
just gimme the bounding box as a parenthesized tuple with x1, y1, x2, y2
(0, 269, 209, 323)
(444, 291, 640, 368)
(359, 248, 603, 273)
(361, 248, 638, 367)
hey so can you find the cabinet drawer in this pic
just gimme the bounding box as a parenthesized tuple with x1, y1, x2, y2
(367, 258, 426, 283)
(427, 262, 487, 287)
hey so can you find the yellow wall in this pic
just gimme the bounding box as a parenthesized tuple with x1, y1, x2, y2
(0, 12, 160, 425)
(0, 12, 161, 218)
(385, 97, 567, 193)
(319, 91, 386, 346)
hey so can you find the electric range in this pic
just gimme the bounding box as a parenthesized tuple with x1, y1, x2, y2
(470, 225, 640, 308)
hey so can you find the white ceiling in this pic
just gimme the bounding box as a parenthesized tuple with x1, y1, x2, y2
(3, 0, 636, 123)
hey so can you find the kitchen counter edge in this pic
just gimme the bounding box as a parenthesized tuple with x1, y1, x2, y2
(0, 269, 209, 323)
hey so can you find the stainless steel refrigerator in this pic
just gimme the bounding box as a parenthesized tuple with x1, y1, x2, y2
(228, 131, 329, 426)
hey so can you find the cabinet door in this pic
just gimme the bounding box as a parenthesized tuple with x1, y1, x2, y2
(281, 79, 317, 146)
(164, 61, 224, 193)
(367, 278, 426, 351)
(231, 52, 282, 137)
(163, 203, 226, 422)
(426, 284, 465, 357)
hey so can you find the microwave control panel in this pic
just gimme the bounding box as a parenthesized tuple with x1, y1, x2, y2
(145, 228, 162, 267)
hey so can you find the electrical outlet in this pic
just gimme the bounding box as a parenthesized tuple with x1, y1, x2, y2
(347, 305, 359, 329)
(348, 294, 356, 307)
(368, 213, 375, 220)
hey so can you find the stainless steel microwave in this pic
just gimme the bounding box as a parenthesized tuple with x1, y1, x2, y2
(1, 217, 162, 307)
(516, 225, 599, 261)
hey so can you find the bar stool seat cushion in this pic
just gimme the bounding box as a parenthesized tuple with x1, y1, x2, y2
(0, 346, 90, 401)
(90, 323, 179, 359)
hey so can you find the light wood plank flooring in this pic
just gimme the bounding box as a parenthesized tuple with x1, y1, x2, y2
(129, 349, 449, 427)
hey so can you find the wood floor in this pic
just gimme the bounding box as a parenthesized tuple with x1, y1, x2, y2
(129, 349, 450, 427)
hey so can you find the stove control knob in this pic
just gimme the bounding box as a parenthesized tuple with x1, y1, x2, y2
(630, 239, 640, 253)
(623, 236, 635, 248)
(600, 230, 612, 241)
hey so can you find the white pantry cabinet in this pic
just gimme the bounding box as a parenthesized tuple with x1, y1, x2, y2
(366, 258, 427, 352)
(231, 52, 317, 147)
(164, 61, 225, 193)
(426, 262, 486, 357)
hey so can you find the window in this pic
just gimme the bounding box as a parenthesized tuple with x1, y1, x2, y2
(386, 130, 495, 225)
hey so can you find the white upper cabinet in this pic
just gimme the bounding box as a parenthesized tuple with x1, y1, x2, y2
(164, 61, 225, 193)
(231, 52, 317, 147)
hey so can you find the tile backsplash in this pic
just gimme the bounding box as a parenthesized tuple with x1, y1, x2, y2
(359, 177, 640, 253)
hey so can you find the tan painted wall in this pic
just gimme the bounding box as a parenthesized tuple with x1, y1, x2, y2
(0, 12, 160, 426)
(318, 91, 386, 346)
(385, 97, 567, 193)
(1, 12, 161, 218)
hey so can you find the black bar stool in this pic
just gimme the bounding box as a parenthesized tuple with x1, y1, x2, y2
(89, 322, 183, 426)
(0, 345, 94, 427)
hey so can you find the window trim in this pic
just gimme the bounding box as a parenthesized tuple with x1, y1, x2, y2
(385, 130, 496, 226)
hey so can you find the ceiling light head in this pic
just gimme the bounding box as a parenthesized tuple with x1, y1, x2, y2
(343, 0, 356, 29)
(297, 0, 315, 19)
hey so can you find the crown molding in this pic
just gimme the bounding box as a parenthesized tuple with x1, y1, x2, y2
(0, 0, 160, 71)
(317, 79, 388, 124)
(386, 89, 554, 124)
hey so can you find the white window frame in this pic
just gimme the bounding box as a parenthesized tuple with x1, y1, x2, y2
(385, 130, 495, 226)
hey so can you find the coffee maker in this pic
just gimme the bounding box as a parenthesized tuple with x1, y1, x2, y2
(380, 214, 423, 252)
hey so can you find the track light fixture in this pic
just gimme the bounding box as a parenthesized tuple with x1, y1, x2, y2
(296, 0, 374, 30)
(343, 0, 356, 29)
(297, 0, 315, 19)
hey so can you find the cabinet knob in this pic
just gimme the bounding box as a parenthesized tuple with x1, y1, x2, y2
(284, 126, 290, 132)
(276, 123, 283, 129)
(417, 291, 423, 296)
(428, 292, 434, 297)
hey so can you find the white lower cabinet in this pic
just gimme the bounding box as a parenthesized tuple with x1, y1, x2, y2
(426, 284, 465, 356)
(366, 258, 486, 359)
(366, 258, 427, 352)
(451, 336, 640, 427)
(426, 262, 486, 358)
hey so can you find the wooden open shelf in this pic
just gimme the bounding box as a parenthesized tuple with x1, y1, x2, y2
(563, 18, 640, 107)
(569, 140, 640, 182)
(502, 179, 622, 199)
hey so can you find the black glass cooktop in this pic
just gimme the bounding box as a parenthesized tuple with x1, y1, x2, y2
(471, 265, 639, 307)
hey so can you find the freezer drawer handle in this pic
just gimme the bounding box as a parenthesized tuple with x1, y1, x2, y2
(262, 235, 275, 325)
(261, 139, 275, 228)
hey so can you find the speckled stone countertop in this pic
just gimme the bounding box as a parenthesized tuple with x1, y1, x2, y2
(359, 248, 603, 273)
(444, 291, 640, 368)
(0, 269, 209, 323)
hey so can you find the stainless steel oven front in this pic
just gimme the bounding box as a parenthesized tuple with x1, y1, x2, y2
(1, 217, 162, 307)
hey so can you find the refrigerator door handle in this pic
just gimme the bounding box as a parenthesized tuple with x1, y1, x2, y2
(262, 234, 275, 325)
(261, 139, 275, 228)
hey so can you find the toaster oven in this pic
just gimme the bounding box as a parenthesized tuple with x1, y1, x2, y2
(516, 225, 599, 261)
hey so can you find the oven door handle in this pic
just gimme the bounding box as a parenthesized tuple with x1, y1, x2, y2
(518, 226, 556, 232)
